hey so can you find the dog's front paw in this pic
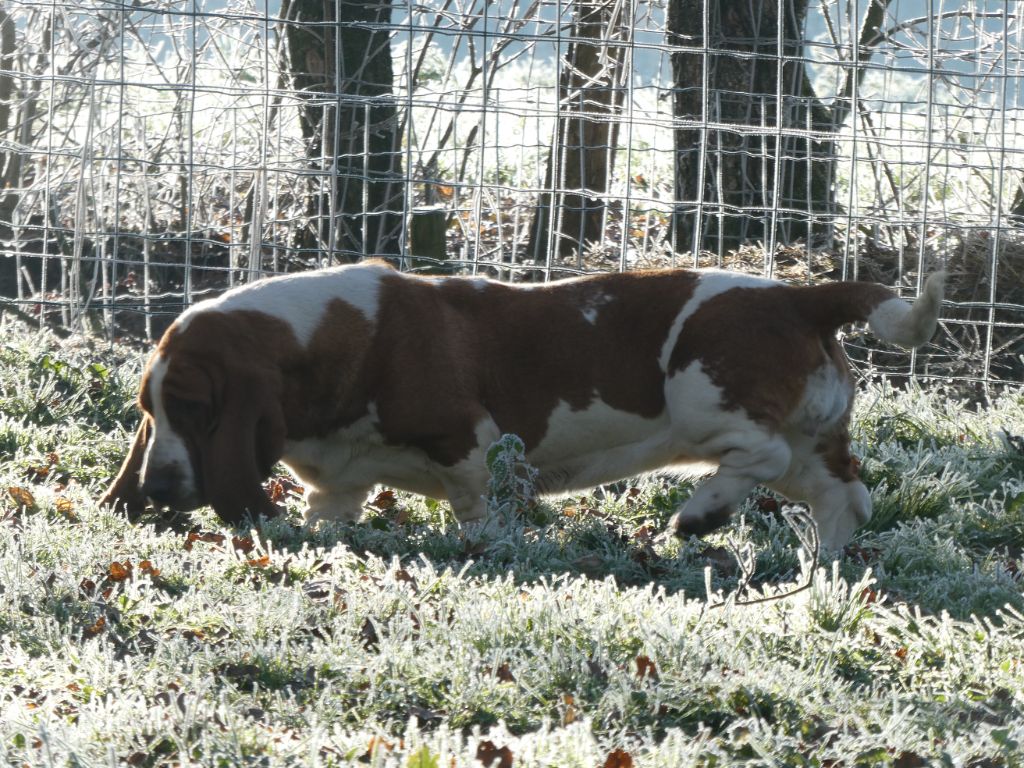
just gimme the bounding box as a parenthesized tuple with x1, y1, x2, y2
(303, 488, 366, 527)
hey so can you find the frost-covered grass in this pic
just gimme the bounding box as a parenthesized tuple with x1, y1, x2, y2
(1, 322, 1023, 767)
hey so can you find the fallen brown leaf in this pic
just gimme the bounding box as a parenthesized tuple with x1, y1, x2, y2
(231, 536, 255, 554)
(635, 654, 659, 681)
(108, 561, 133, 582)
(603, 749, 634, 768)
(369, 490, 398, 510)
(8, 486, 36, 509)
(393, 568, 418, 590)
(476, 740, 513, 768)
(265, 477, 304, 502)
(562, 693, 577, 725)
(83, 615, 106, 638)
(184, 531, 225, 551)
(55, 496, 77, 520)
(363, 736, 394, 761)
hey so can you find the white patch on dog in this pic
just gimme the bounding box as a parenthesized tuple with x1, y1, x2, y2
(176, 262, 387, 346)
(527, 397, 669, 493)
(662, 362, 768, 456)
(140, 356, 195, 495)
(284, 403, 447, 525)
(791, 363, 851, 436)
(579, 292, 613, 325)
(865, 272, 945, 348)
(659, 270, 775, 371)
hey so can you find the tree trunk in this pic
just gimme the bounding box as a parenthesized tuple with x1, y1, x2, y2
(283, 0, 403, 262)
(1, 11, 54, 301)
(0, 9, 18, 232)
(668, 0, 834, 256)
(527, 0, 630, 264)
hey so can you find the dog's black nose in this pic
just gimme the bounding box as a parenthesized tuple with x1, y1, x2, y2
(140, 465, 204, 512)
(141, 474, 176, 507)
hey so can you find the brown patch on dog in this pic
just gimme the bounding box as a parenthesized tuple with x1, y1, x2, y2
(816, 337, 861, 483)
(816, 424, 861, 483)
(277, 298, 377, 439)
(366, 269, 699, 460)
(668, 285, 828, 427)
(668, 280, 908, 428)
(789, 280, 898, 332)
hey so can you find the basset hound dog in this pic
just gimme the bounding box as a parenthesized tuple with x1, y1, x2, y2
(101, 261, 945, 549)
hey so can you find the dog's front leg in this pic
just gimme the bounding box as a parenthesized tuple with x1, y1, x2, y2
(446, 487, 488, 522)
(303, 485, 371, 526)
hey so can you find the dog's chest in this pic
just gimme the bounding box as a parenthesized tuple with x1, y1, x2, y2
(280, 410, 445, 497)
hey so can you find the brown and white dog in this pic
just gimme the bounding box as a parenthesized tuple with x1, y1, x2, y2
(101, 261, 945, 549)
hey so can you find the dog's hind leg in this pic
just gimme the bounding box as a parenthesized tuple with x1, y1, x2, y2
(767, 429, 871, 551)
(669, 432, 792, 538)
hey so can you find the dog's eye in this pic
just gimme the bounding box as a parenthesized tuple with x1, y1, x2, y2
(165, 396, 214, 433)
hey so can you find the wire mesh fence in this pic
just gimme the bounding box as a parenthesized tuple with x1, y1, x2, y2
(0, 0, 1022, 388)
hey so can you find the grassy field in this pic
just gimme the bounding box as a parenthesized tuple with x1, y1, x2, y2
(0, 321, 1023, 767)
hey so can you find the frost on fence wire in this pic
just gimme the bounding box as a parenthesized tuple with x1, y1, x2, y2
(0, 0, 1022, 386)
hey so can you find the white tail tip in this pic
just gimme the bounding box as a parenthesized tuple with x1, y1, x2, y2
(868, 271, 946, 349)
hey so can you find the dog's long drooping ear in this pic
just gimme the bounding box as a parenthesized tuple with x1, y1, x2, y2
(201, 371, 285, 526)
(100, 417, 152, 519)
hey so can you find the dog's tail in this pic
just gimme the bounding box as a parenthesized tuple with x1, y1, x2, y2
(795, 272, 946, 349)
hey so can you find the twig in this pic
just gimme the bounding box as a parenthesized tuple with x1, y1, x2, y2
(705, 506, 820, 610)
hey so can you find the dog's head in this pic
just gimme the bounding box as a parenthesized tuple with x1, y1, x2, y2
(101, 311, 286, 525)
